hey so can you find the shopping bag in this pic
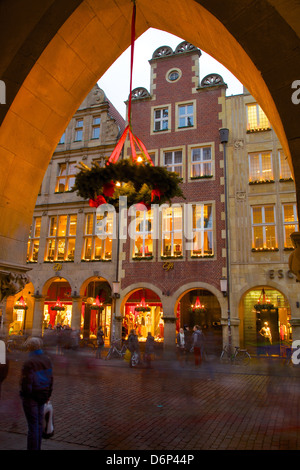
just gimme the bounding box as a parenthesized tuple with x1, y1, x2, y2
(124, 348, 131, 362)
(43, 400, 54, 439)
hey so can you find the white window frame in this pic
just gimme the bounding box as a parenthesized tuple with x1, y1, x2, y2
(91, 116, 101, 139)
(178, 103, 194, 128)
(175, 100, 196, 131)
(132, 209, 153, 259)
(248, 151, 273, 183)
(279, 149, 293, 180)
(282, 203, 298, 248)
(251, 205, 277, 250)
(163, 149, 183, 177)
(55, 161, 77, 192)
(153, 107, 169, 131)
(82, 212, 113, 261)
(45, 214, 77, 262)
(246, 103, 270, 131)
(27, 216, 41, 262)
(151, 105, 171, 135)
(190, 146, 213, 179)
(74, 118, 83, 141)
(191, 203, 213, 257)
(161, 205, 183, 258)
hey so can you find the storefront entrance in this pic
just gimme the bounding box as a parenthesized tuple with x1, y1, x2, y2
(43, 279, 72, 330)
(177, 289, 222, 355)
(82, 279, 112, 342)
(123, 289, 163, 342)
(242, 287, 292, 356)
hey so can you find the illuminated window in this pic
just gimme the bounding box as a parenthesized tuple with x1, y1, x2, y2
(45, 214, 77, 261)
(249, 152, 273, 182)
(161, 206, 182, 257)
(92, 116, 101, 139)
(27, 217, 41, 262)
(75, 119, 83, 141)
(178, 104, 194, 128)
(164, 150, 182, 177)
(55, 161, 77, 192)
(132, 210, 153, 258)
(82, 212, 113, 261)
(283, 203, 298, 248)
(279, 150, 293, 180)
(192, 204, 213, 256)
(154, 108, 169, 131)
(247, 103, 270, 131)
(191, 147, 212, 178)
(251, 205, 277, 250)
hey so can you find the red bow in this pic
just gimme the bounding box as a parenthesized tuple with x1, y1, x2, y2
(89, 195, 107, 208)
(151, 188, 162, 201)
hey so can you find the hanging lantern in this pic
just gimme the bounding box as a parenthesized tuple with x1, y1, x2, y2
(135, 297, 151, 312)
(254, 289, 275, 312)
(72, 2, 184, 211)
(13, 296, 28, 310)
(91, 295, 105, 312)
(50, 298, 66, 312)
(189, 296, 206, 314)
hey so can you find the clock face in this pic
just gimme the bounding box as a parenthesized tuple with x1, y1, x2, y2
(167, 69, 181, 82)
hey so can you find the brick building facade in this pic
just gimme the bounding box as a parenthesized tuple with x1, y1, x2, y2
(6, 40, 296, 359)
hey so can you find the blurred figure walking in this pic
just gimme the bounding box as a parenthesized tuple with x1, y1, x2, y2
(20, 337, 53, 450)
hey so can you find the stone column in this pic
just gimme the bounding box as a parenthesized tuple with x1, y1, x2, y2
(162, 316, 177, 360)
(71, 296, 83, 332)
(112, 297, 122, 341)
(31, 295, 45, 337)
(288, 233, 300, 342)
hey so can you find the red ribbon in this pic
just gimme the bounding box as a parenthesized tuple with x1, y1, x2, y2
(151, 188, 162, 201)
(89, 195, 106, 208)
(102, 181, 115, 197)
(107, 2, 153, 167)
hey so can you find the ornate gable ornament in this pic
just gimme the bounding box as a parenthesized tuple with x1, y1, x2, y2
(152, 45, 173, 59)
(175, 41, 198, 54)
(200, 73, 225, 87)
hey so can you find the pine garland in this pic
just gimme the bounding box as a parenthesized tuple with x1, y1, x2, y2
(72, 159, 184, 209)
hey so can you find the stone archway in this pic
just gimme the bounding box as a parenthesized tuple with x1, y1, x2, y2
(0, 0, 299, 281)
(240, 286, 292, 356)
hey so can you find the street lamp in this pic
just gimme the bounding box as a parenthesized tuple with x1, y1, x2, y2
(219, 128, 232, 353)
(112, 281, 120, 299)
(220, 278, 227, 297)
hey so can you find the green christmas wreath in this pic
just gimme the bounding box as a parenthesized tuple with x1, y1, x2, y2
(72, 159, 184, 210)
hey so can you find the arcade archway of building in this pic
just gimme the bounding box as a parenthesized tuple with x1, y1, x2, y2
(240, 286, 292, 358)
(0, 0, 299, 279)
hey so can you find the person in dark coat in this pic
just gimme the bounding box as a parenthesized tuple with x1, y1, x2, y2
(192, 325, 205, 367)
(127, 329, 140, 367)
(176, 328, 186, 364)
(144, 332, 155, 368)
(96, 327, 105, 359)
(20, 337, 53, 450)
(183, 325, 193, 364)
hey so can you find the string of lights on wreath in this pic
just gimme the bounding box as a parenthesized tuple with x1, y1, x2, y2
(72, 1, 184, 211)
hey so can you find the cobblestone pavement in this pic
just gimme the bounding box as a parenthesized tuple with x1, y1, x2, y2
(1, 348, 300, 452)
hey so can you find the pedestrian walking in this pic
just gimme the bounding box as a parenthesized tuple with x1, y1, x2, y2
(144, 332, 155, 368)
(176, 328, 185, 365)
(183, 325, 193, 364)
(127, 329, 140, 367)
(20, 337, 53, 450)
(96, 326, 105, 359)
(191, 325, 205, 367)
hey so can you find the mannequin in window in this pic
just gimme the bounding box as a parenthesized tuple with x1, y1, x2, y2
(259, 321, 272, 355)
